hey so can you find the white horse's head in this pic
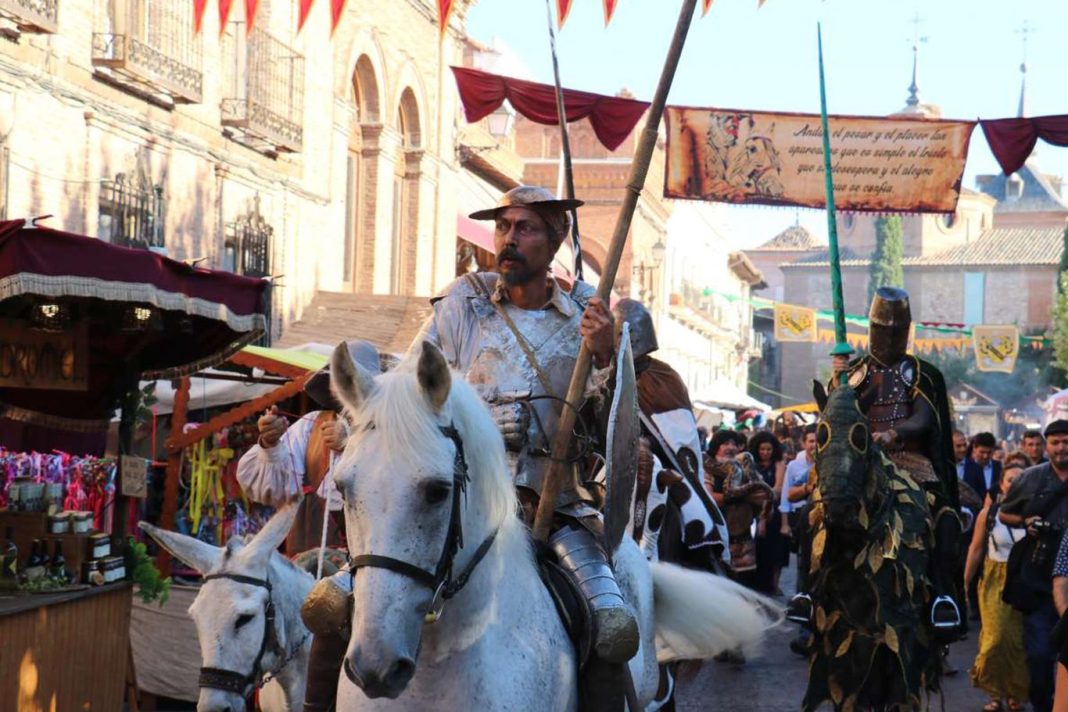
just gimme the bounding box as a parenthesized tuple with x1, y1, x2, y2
(140, 501, 309, 712)
(330, 340, 515, 699)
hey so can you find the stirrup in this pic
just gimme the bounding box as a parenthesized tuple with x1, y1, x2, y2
(550, 526, 640, 664)
(931, 595, 961, 629)
(786, 592, 813, 625)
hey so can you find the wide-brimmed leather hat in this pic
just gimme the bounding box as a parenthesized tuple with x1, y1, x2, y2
(469, 186, 583, 242)
(305, 340, 382, 409)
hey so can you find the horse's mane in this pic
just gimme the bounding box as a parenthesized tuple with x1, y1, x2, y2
(345, 359, 518, 532)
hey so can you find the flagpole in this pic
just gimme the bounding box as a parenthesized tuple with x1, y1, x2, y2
(817, 23, 854, 382)
(533, 0, 699, 541)
(544, 0, 584, 281)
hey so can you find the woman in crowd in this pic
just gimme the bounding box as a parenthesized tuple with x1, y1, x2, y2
(748, 431, 787, 596)
(964, 460, 1029, 712)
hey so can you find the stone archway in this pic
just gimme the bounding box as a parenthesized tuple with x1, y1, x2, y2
(390, 87, 423, 295)
(347, 54, 383, 292)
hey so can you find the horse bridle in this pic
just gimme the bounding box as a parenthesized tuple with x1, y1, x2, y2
(348, 424, 498, 623)
(197, 573, 308, 696)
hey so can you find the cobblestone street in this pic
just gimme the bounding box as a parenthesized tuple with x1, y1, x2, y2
(675, 563, 990, 712)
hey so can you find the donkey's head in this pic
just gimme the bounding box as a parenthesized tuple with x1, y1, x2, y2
(140, 501, 304, 712)
(330, 340, 513, 699)
(813, 384, 877, 531)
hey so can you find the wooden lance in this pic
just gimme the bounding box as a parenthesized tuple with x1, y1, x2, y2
(532, 0, 699, 541)
(817, 23, 854, 385)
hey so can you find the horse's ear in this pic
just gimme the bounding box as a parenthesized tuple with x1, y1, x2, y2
(417, 341, 451, 412)
(813, 380, 829, 413)
(330, 341, 375, 415)
(139, 521, 222, 574)
(243, 497, 301, 564)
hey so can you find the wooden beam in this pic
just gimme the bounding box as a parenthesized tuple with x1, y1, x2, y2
(165, 373, 312, 453)
(157, 377, 190, 577)
(227, 349, 312, 379)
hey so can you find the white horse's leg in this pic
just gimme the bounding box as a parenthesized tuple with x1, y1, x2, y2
(614, 538, 661, 708)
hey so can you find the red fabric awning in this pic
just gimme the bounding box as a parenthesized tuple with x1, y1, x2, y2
(0, 220, 269, 430)
(451, 66, 649, 152)
(980, 115, 1068, 175)
(457, 214, 496, 254)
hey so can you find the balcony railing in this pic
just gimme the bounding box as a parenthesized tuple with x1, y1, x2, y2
(98, 173, 166, 252)
(0, 0, 58, 33)
(221, 27, 304, 154)
(91, 0, 202, 105)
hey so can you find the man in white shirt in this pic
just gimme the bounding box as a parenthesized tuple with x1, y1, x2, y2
(783, 424, 817, 654)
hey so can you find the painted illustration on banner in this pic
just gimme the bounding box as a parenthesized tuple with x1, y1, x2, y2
(664, 107, 976, 212)
(774, 304, 817, 342)
(973, 325, 1019, 373)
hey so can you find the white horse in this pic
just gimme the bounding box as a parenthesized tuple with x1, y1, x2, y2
(330, 341, 778, 710)
(141, 502, 314, 712)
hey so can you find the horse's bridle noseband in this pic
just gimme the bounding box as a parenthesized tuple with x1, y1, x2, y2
(197, 572, 308, 696)
(348, 423, 498, 623)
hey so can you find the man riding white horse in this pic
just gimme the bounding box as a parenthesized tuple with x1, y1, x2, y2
(302, 185, 640, 706)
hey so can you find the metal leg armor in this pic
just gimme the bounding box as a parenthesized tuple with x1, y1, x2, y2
(550, 523, 640, 664)
(301, 569, 354, 712)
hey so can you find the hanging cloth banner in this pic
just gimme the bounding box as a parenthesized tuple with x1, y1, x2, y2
(702, 0, 714, 15)
(557, 0, 574, 27)
(980, 115, 1068, 175)
(245, 0, 260, 33)
(664, 107, 976, 213)
(973, 325, 1019, 373)
(218, 0, 234, 35)
(603, 0, 619, 25)
(438, 0, 455, 39)
(450, 66, 650, 152)
(298, 0, 315, 32)
(330, 0, 347, 35)
(773, 304, 817, 342)
(193, 0, 209, 33)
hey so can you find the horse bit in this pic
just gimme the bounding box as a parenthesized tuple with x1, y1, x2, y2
(198, 572, 310, 697)
(348, 423, 499, 623)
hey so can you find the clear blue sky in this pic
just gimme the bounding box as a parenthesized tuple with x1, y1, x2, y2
(466, 0, 1068, 247)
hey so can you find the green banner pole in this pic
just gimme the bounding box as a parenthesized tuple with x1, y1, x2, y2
(817, 23, 854, 379)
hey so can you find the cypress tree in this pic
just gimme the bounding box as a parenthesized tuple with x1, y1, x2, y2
(868, 215, 904, 303)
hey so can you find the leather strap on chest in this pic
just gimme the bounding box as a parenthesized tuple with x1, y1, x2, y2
(465, 273, 560, 399)
(304, 410, 336, 492)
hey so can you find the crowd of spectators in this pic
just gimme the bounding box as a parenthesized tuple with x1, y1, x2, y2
(698, 412, 1068, 711)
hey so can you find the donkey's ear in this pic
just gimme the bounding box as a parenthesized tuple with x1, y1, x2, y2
(330, 341, 376, 415)
(243, 497, 301, 564)
(813, 380, 829, 413)
(139, 521, 223, 574)
(417, 341, 451, 412)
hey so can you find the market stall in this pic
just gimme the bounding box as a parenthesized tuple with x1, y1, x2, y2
(0, 219, 268, 711)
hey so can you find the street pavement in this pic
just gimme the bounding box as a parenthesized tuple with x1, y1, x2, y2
(674, 561, 991, 712)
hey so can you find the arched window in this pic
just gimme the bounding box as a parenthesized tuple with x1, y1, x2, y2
(391, 88, 422, 294)
(347, 55, 381, 291)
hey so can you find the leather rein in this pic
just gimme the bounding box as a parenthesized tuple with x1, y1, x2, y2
(348, 423, 498, 623)
(197, 572, 309, 696)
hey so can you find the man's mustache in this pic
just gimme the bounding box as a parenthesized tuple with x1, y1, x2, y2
(497, 248, 526, 265)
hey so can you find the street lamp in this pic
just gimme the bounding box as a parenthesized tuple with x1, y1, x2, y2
(486, 103, 515, 139)
(650, 237, 666, 267)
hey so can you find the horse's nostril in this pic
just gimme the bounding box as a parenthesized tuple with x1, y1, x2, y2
(343, 656, 364, 687)
(385, 657, 416, 688)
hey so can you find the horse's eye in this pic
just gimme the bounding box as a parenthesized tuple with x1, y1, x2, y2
(424, 481, 451, 506)
(816, 422, 831, 452)
(235, 613, 255, 630)
(849, 423, 869, 454)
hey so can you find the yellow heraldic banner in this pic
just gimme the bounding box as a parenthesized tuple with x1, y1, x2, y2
(973, 325, 1019, 373)
(664, 107, 976, 212)
(774, 304, 818, 342)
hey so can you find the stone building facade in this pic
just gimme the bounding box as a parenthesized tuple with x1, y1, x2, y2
(0, 0, 479, 341)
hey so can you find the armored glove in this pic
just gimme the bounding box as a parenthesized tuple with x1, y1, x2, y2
(490, 401, 530, 452)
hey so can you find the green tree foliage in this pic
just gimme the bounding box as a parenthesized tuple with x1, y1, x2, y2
(1054, 273, 1068, 375)
(1059, 226, 1068, 293)
(868, 215, 904, 303)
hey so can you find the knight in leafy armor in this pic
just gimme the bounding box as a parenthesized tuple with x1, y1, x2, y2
(793, 287, 963, 638)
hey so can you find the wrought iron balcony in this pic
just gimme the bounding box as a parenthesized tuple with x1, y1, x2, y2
(0, 0, 58, 33)
(221, 27, 304, 154)
(91, 0, 202, 105)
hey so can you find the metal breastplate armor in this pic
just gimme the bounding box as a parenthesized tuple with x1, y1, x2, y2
(464, 296, 587, 507)
(855, 358, 923, 451)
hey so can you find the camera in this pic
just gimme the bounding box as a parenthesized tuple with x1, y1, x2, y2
(1031, 519, 1062, 567)
(1032, 519, 1056, 535)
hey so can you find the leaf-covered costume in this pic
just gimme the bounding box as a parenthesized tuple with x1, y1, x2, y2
(804, 387, 940, 712)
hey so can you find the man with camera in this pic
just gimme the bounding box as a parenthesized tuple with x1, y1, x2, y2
(999, 420, 1068, 712)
